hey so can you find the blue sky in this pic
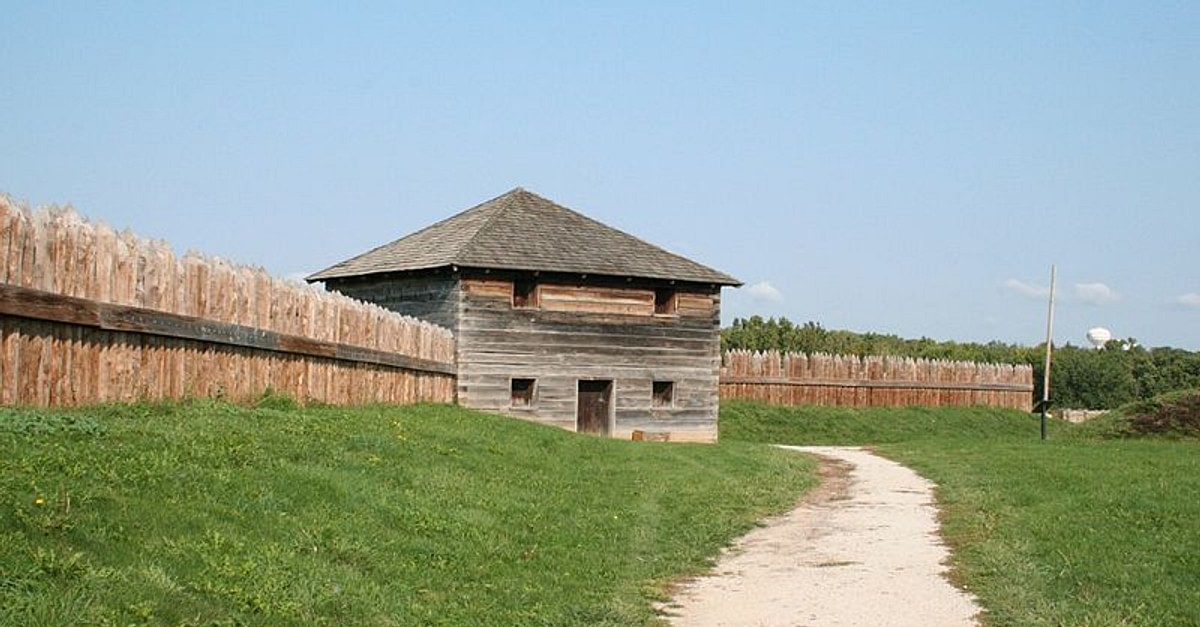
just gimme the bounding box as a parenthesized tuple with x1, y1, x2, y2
(4, 2, 1198, 349)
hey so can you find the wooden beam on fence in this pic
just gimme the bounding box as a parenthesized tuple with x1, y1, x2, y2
(0, 283, 456, 376)
(0, 283, 103, 327)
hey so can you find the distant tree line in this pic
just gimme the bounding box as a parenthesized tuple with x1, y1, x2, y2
(721, 316, 1200, 410)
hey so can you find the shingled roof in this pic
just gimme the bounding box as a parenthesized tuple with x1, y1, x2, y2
(307, 188, 741, 286)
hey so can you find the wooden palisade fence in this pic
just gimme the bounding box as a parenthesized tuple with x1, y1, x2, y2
(721, 350, 1034, 411)
(0, 197, 456, 407)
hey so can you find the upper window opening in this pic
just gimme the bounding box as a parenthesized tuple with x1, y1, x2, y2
(511, 378, 535, 407)
(652, 381, 674, 407)
(654, 288, 677, 315)
(513, 279, 538, 308)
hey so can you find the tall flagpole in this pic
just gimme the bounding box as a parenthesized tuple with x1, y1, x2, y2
(1041, 265, 1056, 441)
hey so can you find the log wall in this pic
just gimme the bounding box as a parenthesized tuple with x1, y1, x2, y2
(0, 197, 456, 407)
(720, 350, 1034, 410)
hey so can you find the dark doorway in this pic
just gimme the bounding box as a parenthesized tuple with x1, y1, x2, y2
(576, 380, 612, 435)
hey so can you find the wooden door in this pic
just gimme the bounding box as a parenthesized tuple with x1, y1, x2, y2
(577, 380, 612, 435)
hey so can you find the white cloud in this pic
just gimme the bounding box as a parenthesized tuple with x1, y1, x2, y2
(746, 280, 783, 303)
(1177, 293, 1200, 308)
(1075, 282, 1120, 306)
(1003, 278, 1050, 299)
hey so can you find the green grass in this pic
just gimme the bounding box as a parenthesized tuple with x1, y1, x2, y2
(0, 399, 816, 626)
(722, 399, 1200, 626)
(720, 399, 1057, 445)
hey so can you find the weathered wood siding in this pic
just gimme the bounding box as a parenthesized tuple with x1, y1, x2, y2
(323, 273, 460, 333)
(456, 276, 722, 442)
(539, 284, 654, 316)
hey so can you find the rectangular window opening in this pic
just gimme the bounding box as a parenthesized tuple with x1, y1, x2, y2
(654, 288, 677, 315)
(511, 378, 536, 407)
(652, 381, 674, 408)
(513, 279, 538, 308)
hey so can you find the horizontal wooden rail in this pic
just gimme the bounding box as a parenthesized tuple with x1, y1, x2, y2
(0, 283, 456, 376)
(720, 375, 1033, 393)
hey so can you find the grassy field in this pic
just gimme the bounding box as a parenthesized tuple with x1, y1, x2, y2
(722, 399, 1200, 627)
(0, 398, 816, 626)
(720, 400, 1051, 445)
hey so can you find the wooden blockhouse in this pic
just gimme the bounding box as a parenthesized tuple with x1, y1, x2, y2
(308, 188, 740, 442)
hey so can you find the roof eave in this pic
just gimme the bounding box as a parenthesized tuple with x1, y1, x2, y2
(455, 264, 741, 288)
(306, 263, 458, 283)
(310, 263, 740, 288)
(309, 262, 739, 288)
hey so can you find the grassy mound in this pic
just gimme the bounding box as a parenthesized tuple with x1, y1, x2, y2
(1080, 389, 1200, 439)
(720, 399, 1054, 445)
(0, 400, 815, 626)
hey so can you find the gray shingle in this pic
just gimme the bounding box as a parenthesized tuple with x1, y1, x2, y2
(308, 188, 741, 286)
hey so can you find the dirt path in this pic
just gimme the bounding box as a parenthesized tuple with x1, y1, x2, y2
(661, 446, 980, 627)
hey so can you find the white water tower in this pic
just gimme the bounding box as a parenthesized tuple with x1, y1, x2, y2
(1086, 327, 1112, 350)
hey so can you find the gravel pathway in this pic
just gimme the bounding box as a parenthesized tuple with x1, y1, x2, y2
(661, 446, 981, 627)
